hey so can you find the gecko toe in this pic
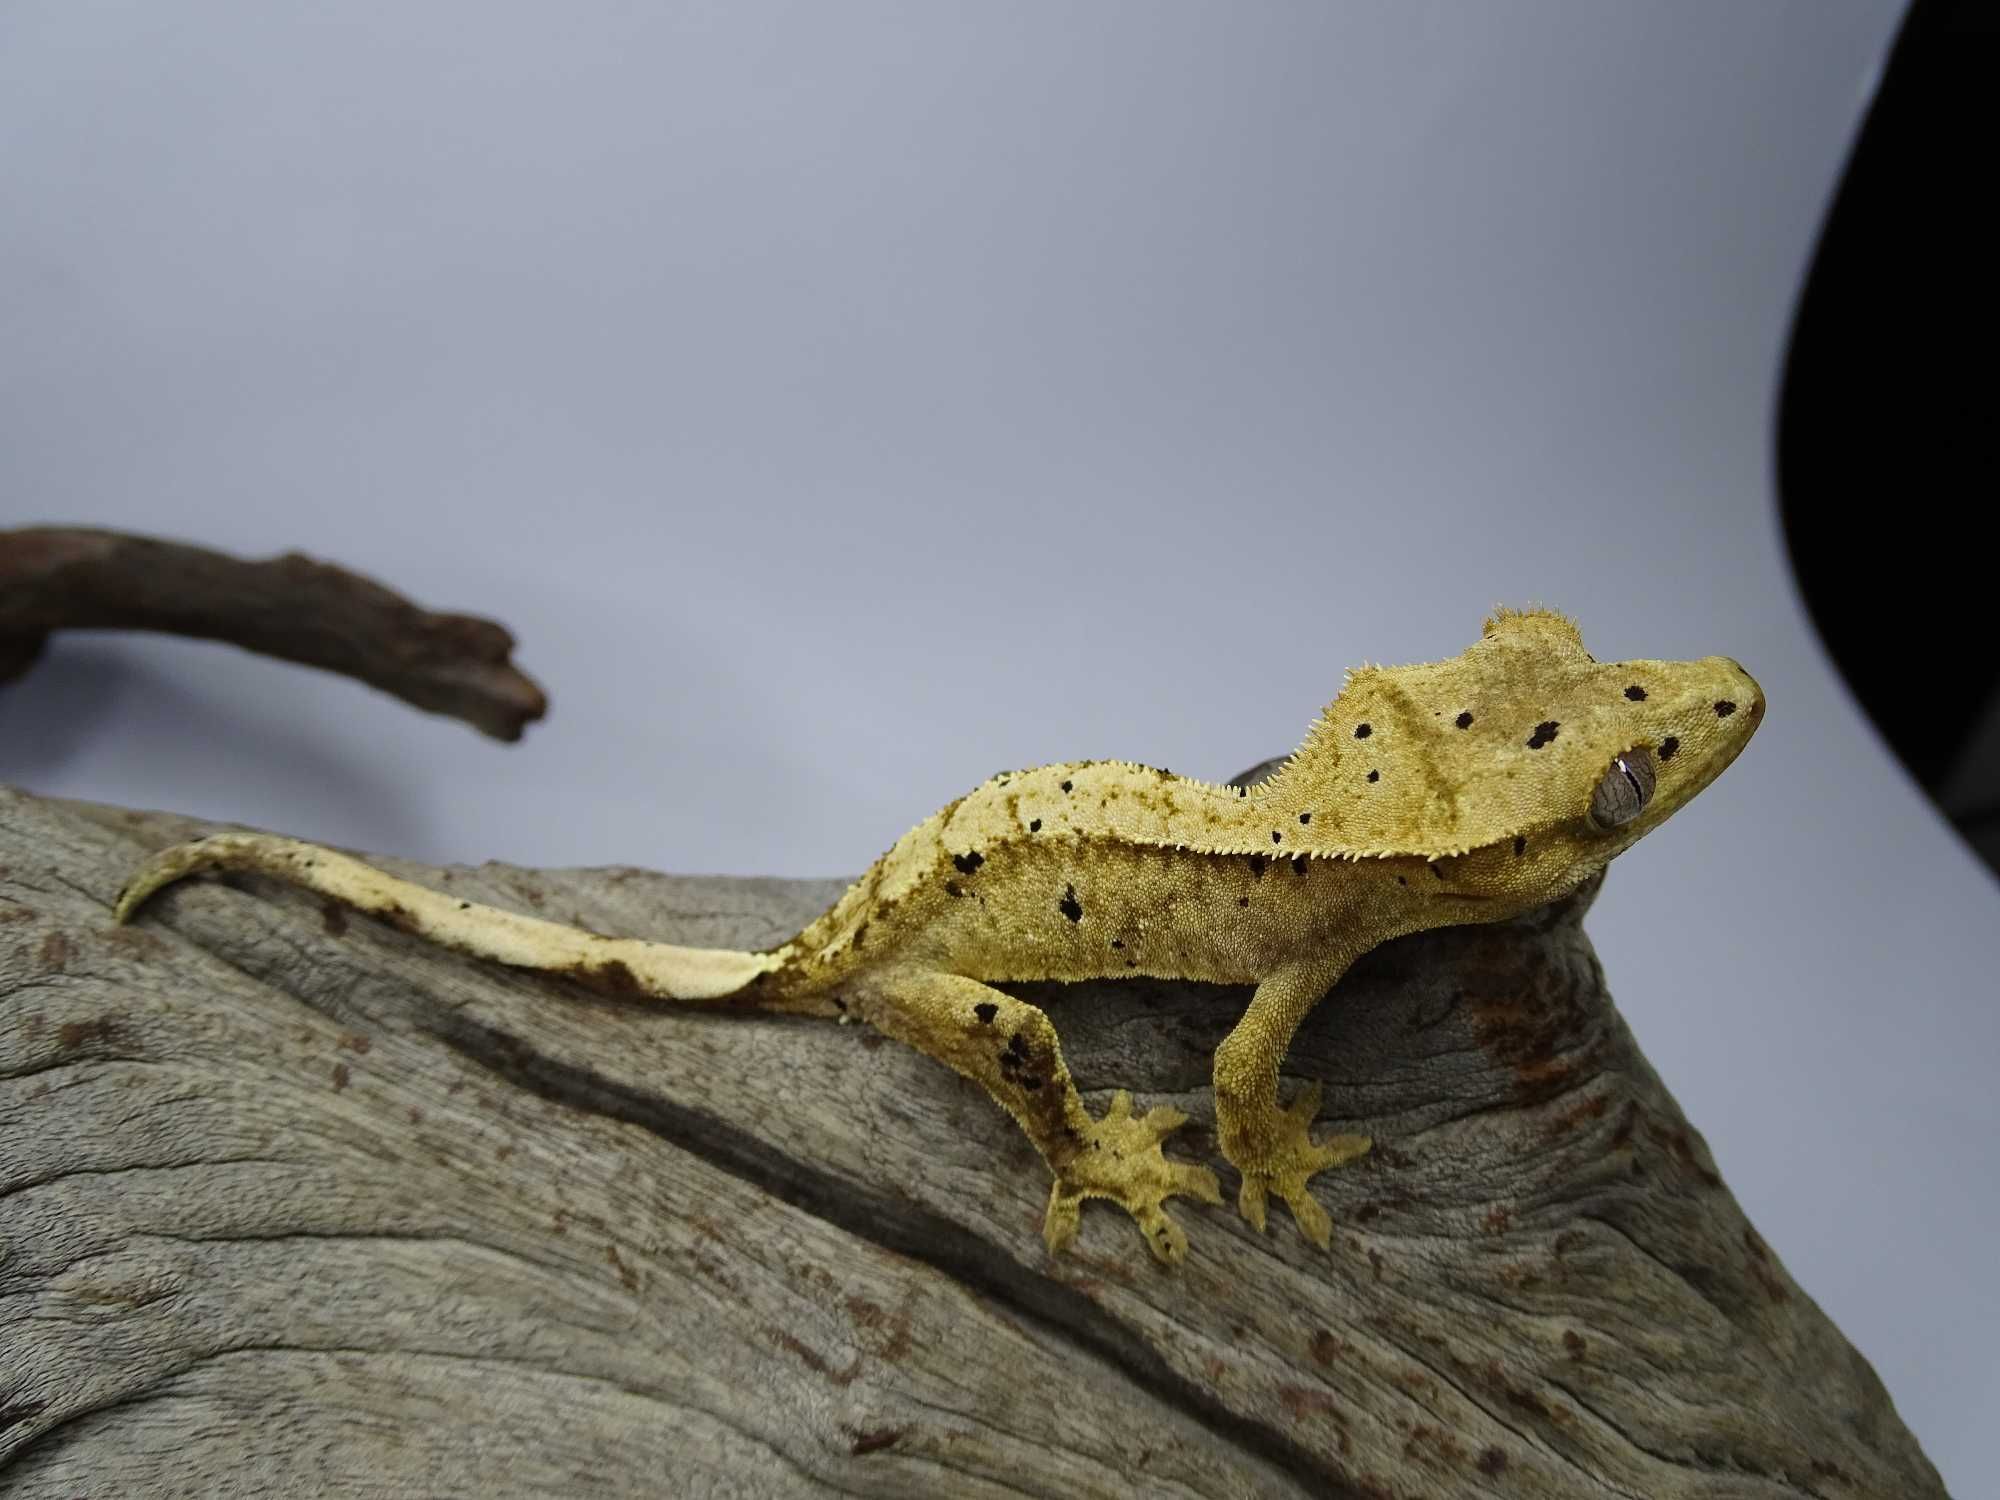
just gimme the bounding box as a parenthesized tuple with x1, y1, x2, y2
(1310, 1132, 1371, 1171)
(1237, 1176, 1270, 1233)
(1042, 1183, 1083, 1255)
(1174, 1161, 1224, 1206)
(1279, 1183, 1334, 1249)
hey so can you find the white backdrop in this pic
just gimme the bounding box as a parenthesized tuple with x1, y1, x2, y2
(6, 3, 1991, 1488)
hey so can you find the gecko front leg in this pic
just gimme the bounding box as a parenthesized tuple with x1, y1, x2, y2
(1213, 957, 1372, 1249)
(851, 968, 1221, 1263)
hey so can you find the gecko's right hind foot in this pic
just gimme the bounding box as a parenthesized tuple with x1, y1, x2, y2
(1042, 1090, 1222, 1265)
(1226, 1082, 1371, 1251)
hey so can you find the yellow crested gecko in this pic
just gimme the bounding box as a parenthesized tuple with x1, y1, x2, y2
(115, 609, 1762, 1264)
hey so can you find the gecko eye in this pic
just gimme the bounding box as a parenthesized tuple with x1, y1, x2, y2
(1587, 747, 1657, 832)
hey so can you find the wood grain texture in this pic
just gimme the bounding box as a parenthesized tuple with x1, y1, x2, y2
(0, 528, 547, 740)
(0, 788, 1945, 1498)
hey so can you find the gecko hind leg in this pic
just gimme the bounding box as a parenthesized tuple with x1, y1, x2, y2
(852, 968, 1221, 1264)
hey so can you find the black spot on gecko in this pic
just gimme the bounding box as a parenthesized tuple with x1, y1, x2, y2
(1714, 700, 1737, 718)
(1237, 785, 1248, 797)
(1658, 736, 1680, 761)
(1020, 1076, 1043, 1092)
(1455, 711, 1474, 729)
(974, 1002, 998, 1024)
(1246, 854, 1268, 878)
(1291, 855, 1309, 874)
(952, 851, 984, 874)
(458, 900, 471, 910)
(1298, 812, 1312, 824)
(1060, 780, 1073, 793)
(1396, 875, 1407, 886)
(1028, 818, 1042, 832)
(1354, 723, 1373, 739)
(1525, 720, 1560, 749)
(1007, 1033, 1030, 1061)
(1058, 885, 1083, 923)
(1430, 863, 1445, 880)
(1271, 830, 1283, 844)
(1624, 685, 1647, 701)
(853, 922, 868, 949)
(1237, 896, 1250, 907)
(1513, 836, 1526, 856)
(1366, 769, 1379, 783)
(944, 880, 964, 898)
(1110, 939, 1123, 949)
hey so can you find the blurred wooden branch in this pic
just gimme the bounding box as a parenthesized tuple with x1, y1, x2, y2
(0, 790, 1945, 1497)
(0, 526, 546, 740)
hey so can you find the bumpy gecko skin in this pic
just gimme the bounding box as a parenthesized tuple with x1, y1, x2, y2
(116, 610, 1763, 1263)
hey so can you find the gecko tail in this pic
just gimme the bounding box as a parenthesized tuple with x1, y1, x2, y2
(115, 833, 805, 1008)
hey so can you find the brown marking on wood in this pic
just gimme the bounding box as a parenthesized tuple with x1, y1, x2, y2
(1277, 1384, 1339, 1420)
(331, 1062, 350, 1091)
(321, 901, 349, 936)
(56, 1015, 121, 1050)
(766, 1326, 861, 1386)
(1548, 1091, 1609, 1137)
(1649, 1122, 1724, 1189)
(1609, 1101, 1639, 1149)
(1402, 1423, 1469, 1469)
(847, 1426, 904, 1456)
(845, 1294, 914, 1363)
(338, 1032, 372, 1053)
(37, 930, 72, 971)
(605, 1244, 640, 1293)
(104, 924, 168, 957)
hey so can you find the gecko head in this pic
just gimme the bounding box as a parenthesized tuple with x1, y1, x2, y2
(1458, 609, 1765, 902)
(1282, 609, 1763, 904)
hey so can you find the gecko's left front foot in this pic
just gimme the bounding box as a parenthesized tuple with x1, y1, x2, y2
(1043, 1091, 1222, 1265)
(1222, 1081, 1370, 1250)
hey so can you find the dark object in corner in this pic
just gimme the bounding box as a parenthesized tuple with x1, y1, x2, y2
(1777, 0, 2000, 871)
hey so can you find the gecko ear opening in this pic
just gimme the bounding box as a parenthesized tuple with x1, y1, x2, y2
(1586, 747, 1657, 832)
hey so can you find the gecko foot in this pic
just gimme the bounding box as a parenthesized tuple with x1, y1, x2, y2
(1043, 1090, 1222, 1265)
(1226, 1082, 1370, 1250)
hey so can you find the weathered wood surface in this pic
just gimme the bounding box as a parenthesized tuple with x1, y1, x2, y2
(0, 788, 1944, 1498)
(0, 528, 547, 741)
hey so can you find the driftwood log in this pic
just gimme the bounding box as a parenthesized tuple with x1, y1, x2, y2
(0, 787, 1945, 1497)
(0, 528, 547, 741)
